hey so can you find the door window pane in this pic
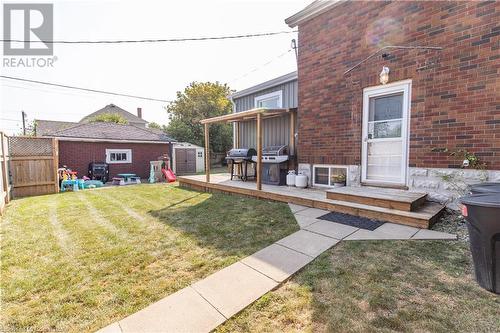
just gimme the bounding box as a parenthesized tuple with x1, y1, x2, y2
(369, 93, 403, 121)
(366, 141, 402, 182)
(368, 120, 402, 139)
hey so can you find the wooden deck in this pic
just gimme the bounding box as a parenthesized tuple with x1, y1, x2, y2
(178, 174, 444, 229)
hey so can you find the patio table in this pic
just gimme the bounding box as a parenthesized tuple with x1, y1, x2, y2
(117, 173, 137, 183)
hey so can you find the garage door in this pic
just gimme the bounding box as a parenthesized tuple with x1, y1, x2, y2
(175, 148, 196, 175)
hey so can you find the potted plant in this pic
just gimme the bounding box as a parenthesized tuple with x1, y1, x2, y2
(331, 173, 346, 187)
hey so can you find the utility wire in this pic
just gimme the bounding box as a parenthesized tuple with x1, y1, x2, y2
(2, 83, 131, 102)
(229, 49, 293, 84)
(0, 75, 170, 102)
(2, 31, 297, 44)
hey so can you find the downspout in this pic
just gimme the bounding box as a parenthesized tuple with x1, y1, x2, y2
(229, 95, 237, 149)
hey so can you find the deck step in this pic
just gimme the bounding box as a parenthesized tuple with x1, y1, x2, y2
(326, 186, 427, 212)
(314, 198, 444, 229)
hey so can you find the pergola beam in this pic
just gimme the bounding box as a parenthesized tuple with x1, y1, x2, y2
(200, 107, 295, 124)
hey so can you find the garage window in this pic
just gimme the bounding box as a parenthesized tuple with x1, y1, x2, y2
(106, 149, 132, 164)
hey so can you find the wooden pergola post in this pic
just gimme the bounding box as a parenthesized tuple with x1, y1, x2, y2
(256, 113, 262, 190)
(235, 122, 241, 176)
(204, 123, 210, 183)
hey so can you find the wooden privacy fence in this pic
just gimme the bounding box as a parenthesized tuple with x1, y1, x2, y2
(0, 132, 10, 214)
(8, 136, 59, 198)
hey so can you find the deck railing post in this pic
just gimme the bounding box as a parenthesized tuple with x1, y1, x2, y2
(204, 123, 210, 183)
(256, 113, 262, 190)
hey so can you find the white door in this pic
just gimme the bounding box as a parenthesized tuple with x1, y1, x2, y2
(361, 80, 411, 186)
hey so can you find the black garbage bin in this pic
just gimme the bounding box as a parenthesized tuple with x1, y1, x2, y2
(470, 182, 500, 195)
(460, 194, 500, 294)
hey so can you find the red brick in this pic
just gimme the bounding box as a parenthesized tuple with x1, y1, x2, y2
(58, 141, 170, 178)
(297, 1, 500, 169)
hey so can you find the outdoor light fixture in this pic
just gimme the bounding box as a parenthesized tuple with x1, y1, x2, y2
(379, 66, 390, 85)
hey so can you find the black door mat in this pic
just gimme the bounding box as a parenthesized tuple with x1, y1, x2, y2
(318, 212, 385, 231)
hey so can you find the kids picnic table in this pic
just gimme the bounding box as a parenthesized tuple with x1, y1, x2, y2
(113, 173, 141, 185)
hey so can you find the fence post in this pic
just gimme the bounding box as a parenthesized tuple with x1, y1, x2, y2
(1, 132, 10, 207)
(52, 138, 59, 193)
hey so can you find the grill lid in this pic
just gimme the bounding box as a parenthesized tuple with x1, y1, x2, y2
(262, 145, 288, 156)
(226, 148, 257, 158)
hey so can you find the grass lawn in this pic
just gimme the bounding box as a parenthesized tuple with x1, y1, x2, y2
(218, 240, 500, 333)
(0, 183, 298, 332)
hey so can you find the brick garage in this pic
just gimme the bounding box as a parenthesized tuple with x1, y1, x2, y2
(294, 1, 499, 169)
(59, 141, 171, 179)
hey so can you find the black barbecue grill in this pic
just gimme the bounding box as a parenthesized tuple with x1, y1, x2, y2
(225, 148, 257, 181)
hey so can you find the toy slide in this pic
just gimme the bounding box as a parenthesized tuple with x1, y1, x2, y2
(162, 168, 176, 182)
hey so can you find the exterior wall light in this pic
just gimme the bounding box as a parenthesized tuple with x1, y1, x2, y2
(379, 66, 390, 85)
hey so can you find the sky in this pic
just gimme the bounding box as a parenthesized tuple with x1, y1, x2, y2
(0, 0, 309, 134)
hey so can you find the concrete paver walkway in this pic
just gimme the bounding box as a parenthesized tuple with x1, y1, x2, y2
(241, 243, 314, 282)
(97, 203, 456, 333)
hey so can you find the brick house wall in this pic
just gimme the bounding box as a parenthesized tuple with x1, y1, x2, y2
(297, 1, 499, 170)
(58, 141, 171, 179)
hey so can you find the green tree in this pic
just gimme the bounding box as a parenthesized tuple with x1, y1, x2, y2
(88, 113, 128, 124)
(166, 82, 233, 153)
(147, 122, 163, 129)
(24, 119, 37, 136)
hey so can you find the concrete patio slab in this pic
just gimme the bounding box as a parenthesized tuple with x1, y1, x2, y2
(304, 220, 359, 240)
(344, 229, 410, 240)
(411, 229, 457, 240)
(294, 214, 319, 228)
(288, 203, 308, 213)
(276, 230, 340, 257)
(191, 262, 277, 318)
(294, 207, 330, 219)
(96, 322, 122, 333)
(344, 223, 420, 241)
(241, 243, 314, 282)
(117, 287, 225, 333)
(375, 223, 420, 238)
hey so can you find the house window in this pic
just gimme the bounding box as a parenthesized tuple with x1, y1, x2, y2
(197, 151, 203, 158)
(254, 91, 282, 108)
(312, 165, 348, 187)
(106, 149, 132, 164)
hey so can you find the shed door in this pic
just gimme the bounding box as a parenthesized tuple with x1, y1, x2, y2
(175, 148, 196, 175)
